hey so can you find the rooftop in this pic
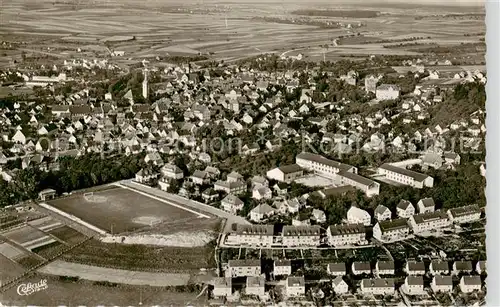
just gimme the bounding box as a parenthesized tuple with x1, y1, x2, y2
(379, 163, 430, 182)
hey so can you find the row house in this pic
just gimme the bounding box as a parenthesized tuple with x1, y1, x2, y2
(274, 259, 292, 276)
(213, 277, 232, 298)
(378, 163, 434, 188)
(447, 205, 481, 224)
(430, 260, 450, 275)
(402, 276, 425, 295)
(373, 218, 410, 243)
(431, 275, 453, 293)
(226, 259, 261, 277)
(376, 261, 395, 275)
(246, 276, 265, 298)
(327, 263, 347, 276)
(225, 224, 273, 247)
(361, 279, 395, 295)
(459, 276, 482, 293)
(453, 261, 473, 275)
(326, 224, 366, 247)
(282, 225, 321, 247)
(352, 262, 371, 275)
(285, 276, 305, 298)
(409, 211, 451, 233)
(405, 261, 426, 275)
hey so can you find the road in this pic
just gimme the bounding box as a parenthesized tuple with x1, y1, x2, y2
(119, 180, 250, 229)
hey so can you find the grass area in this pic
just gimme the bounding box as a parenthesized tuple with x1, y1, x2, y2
(16, 255, 43, 269)
(32, 241, 63, 259)
(49, 226, 88, 245)
(60, 239, 216, 273)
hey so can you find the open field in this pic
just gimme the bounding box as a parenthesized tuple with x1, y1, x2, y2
(48, 225, 89, 246)
(59, 238, 216, 273)
(47, 186, 212, 235)
(2, 225, 57, 251)
(0, 253, 25, 285)
(0, 274, 207, 306)
(0, 0, 485, 64)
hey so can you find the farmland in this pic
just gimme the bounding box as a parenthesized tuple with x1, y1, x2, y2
(47, 186, 215, 235)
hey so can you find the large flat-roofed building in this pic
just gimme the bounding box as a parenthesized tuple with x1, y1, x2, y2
(326, 224, 366, 247)
(378, 163, 434, 188)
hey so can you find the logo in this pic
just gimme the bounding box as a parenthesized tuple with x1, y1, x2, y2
(17, 279, 48, 296)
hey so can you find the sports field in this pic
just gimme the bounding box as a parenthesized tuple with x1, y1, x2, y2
(47, 186, 212, 235)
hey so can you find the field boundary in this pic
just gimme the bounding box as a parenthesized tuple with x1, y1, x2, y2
(37, 202, 107, 236)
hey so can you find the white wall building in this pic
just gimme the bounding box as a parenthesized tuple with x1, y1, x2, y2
(447, 205, 481, 224)
(347, 206, 371, 226)
(397, 200, 415, 218)
(378, 163, 434, 188)
(282, 225, 321, 247)
(376, 84, 400, 100)
(326, 224, 366, 247)
(431, 276, 453, 293)
(266, 164, 304, 183)
(213, 277, 232, 298)
(332, 276, 349, 294)
(409, 211, 451, 234)
(361, 279, 395, 295)
(459, 276, 482, 293)
(285, 276, 305, 298)
(274, 259, 292, 276)
(226, 259, 261, 277)
(246, 276, 265, 298)
(225, 224, 274, 247)
(373, 218, 410, 243)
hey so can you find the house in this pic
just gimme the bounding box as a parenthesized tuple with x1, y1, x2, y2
(360, 279, 395, 295)
(378, 164, 434, 188)
(405, 261, 426, 275)
(249, 203, 275, 222)
(191, 170, 210, 185)
(161, 164, 184, 179)
(376, 261, 395, 275)
(352, 262, 371, 275)
(459, 276, 481, 293)
(251, 176, 268, 189)
(213, 277, 232, 298)
(273, 182, 288, 195)
(452, 261, 473, 275)
(365, 75, 379, 93)
(417, 197, 436, 213)
(402, 276, 424, 295)
(246, 276, 265, 298)
(347, 206, 371, 226)
(376, 84, 400, 101)
(38, 189, 57, 201)
(135, 168, 159, 184)
(397, 200, 415, 218)
(421, 152, 443, 169)
(226, 259, 261, 277)
(252, 186, 272, 200)
(266, 164, 304, 183)
(274, 259, 292, 276)
(144, 152, 164, 166)
(332, 276, 349, 294)
(444, 152, 461, 165)
(311, 209, 326, 223)
(227, 171, 244, 183)
(225, 224, 273, 247)
(327, 263, 346, 276)
(447, 205, 481, 224)
(373, 218, 410, 243)
(202, 188, 219, 203)
(476, 261, 486, 274)
(221, 194, 244, 214)
(374, 205, 391, 221)
(204, 166, 221, 179)
(326, 224, 366, 247)
(409, 211, 451, 234)
(431, 276, 453, 293)
(12, 130, 26, 144)
(430, 260, 450, 275)
(285, 276, 305, 298)
(282, 225, 321, 247)
(214, 180, 247, 195)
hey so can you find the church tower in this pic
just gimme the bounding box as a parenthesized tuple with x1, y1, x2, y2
(142, 69, 148, 99)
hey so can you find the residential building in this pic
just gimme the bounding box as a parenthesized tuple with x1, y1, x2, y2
(405, 261, 426, 275)
(225, 224, 273, 247)
(285, 276, 305, 298)
(249, 203, 275, 222)
(327, 263, 346, 276)
(214, 180, 247, 195)
(227, 171, 244, 183)
(376, 84, 400, 100)
(430, 260, 450, 275)
(459, 276, 481, 293)
(221, 194, 244, 214)
(282, 225, 321, 247)
(274, 259, 292, 276)
(246, 276, 265, 298)
(476, 261, 486, 274)
(252, 186, 273, 200)
(373, 218, 410, 243)
(332, 276, 349, 294)
(347, 206, 371, 226)
(376, 261, 395, 276)
(374, 205, 392, 221)
(360, 279, 395, 295)
(403, 276, 424, 295)
(227, 259, 261, 277)
(161, 163, 184, 179)
(191, 170, 210, 185)
(365, 75, 379, 93)
(431, 276, 453, 293)
(417, 197, 436, 213)
(397, 200, 415, 218)
(266, 164, 304, 183)
(296, 152, 356, 178)
(135, 168, 159, 184)
(326, 224, 366, 247)
(378, 164, 434, 188)
(447, 205, 481, 224)
(409, 211, 451, 233)
(202, 188, 219, 203)
(452, 261, 473, 275)
(213, 277, 232, 298)
(311, 209, 326, 223)
(352, 262, 371, 275)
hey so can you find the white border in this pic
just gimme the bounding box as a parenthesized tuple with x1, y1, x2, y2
(485, 0, 499, 305)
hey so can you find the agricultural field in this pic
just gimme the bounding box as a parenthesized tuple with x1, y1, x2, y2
(2, 225, 57, 251)
(47, 186, 214, 235)
(0, 253, 26, 284)
(48, 225, 88, 246)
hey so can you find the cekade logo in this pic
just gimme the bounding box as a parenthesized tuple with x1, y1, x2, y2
(17, 279, 48, 296)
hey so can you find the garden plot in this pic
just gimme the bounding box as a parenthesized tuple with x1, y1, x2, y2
(3, 225, 57, 251)
(0, 241, 25, 260)
(28, 216, 63, 232)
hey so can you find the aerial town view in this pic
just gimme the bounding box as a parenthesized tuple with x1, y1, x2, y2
(0, 0, 488, 305)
